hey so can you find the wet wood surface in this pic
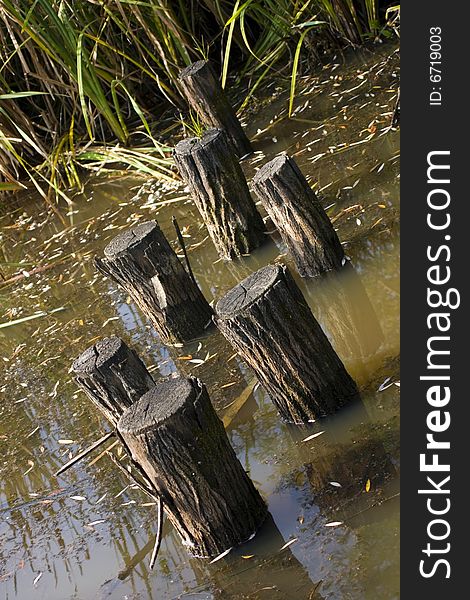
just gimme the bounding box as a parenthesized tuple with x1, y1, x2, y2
(216, 264, 359, 423)
(118, 376, 267, 557)
(95, 220, 213, 343)
(252, 154, 344, 277)
(179, 60, 252, 157)
(174, 129, 266, 260)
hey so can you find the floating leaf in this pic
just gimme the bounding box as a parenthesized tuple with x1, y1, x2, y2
(70, 496, 86, 501)
(209, 547, 232, 563)
(325, 521, 343, 527)
(279, 538, 297, 551)
(365, 479, 371, 492)
(102, 316, 119, 328)
(378, 377, 393, 391)
(242, 555, 254, 559)
(23, 460, 35, 475)
(220, 381, 237, 389)
(329, 482, 342, 488)
(302, 431, 325, 443)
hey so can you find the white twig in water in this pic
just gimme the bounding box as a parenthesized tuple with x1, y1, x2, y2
(149, 496, 164, 570)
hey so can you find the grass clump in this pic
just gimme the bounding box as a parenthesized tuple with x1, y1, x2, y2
(0, 0, 397, 201)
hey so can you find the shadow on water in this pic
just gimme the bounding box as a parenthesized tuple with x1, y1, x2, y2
(1, 43, 399, 599)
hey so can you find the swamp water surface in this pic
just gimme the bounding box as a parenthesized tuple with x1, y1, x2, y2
(0, 45, 399, 600)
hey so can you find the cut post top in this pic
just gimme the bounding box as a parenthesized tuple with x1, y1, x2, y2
(174, 128, 223, 157)
(118, 376, 197, 435)
(72, 336, 127, 375)
(252, 154, 291, 186)
(253, 153, 313, 196)
(216, 264, 283, 319)
(103, 220, 159, 259)
(178, 60, 209, 81)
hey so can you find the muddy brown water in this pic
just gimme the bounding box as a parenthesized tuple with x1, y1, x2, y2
(0, 44, 399, 599)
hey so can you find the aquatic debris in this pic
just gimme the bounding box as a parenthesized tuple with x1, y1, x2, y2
(378, 377, 394, 391)
(70, 496, 86, 501)
(32, 572, 43, 586)
(324, 521, 344, 527)
(279, 538, 298, 551)
(23, 460, 34, 476)
(302, 431, 325, 443)
(102, 316, 119, 328)
(220, 381, 237, 390)
(149, 496, 163, 570)
(115, 485, 131, 498)
(27, 426, 40, 438)
(209, 547, 232, 564)
(55, 431, 115, 476)
(329, 482, 342, 488)
(0, 306, 65, 329)
(49, 380, 60, 398)
(86, 519, 106, 527)
(88, 440, 119, 466)
(222, 379, 257, 428)
(190, 352, 217, 368)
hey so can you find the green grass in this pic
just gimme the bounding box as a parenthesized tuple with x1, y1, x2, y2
(0, 0, 395, 202)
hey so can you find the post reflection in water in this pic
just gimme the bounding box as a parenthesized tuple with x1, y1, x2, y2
(108, 514, 324, 600)
(300, 261, 385, 384)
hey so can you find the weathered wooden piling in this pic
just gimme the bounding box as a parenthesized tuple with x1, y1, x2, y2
(178, 60, 252, 157)
(72, 336, 155, 426)
(117, 376, 267, 557)
(174, 129, 266, 260)
(95, 220, 213, 343)
(252, 154, 344, 277)
(215, 264, 359, 424)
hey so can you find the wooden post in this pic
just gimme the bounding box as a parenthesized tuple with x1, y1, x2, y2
(95, 220, 213, 343)
(252, 154, 344, 277)
(178, 60, 252, 158)
(117, 376, 267, 557)
(72, 336, 155, 426)
(215, 264, 359, 424)
(174, 129, 266, 261)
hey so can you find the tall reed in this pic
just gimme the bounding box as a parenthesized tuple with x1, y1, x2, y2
(0, 0, 392, 200)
